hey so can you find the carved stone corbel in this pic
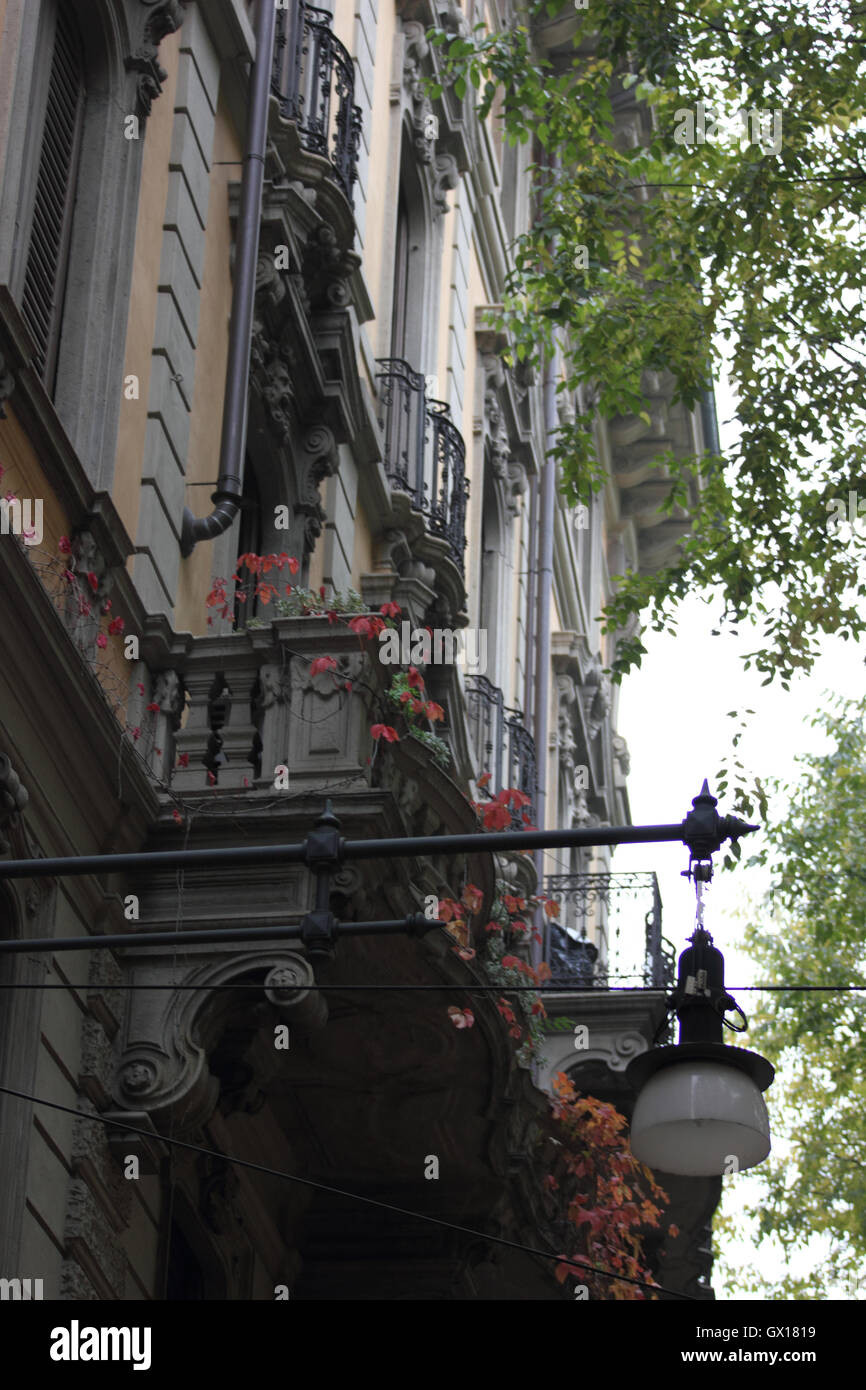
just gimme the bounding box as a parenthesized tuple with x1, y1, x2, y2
(582, 657, 612, 740)
(612, 733, 631, 776)
(153, 670, 184, 727)
(0, 753, 28, 854)
(432, 152, 460, 216)
(66, 530, 113, 651)
(296, 424, 339, 552)
(125, 1, 188, 119)
(113, 950, 327, 1134)
(302, 223, 361, 311)
(403, 21, 436, 164)
(482, 356, 527, 515)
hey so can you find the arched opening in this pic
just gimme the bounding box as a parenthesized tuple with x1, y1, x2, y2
(387, 136, 432, 372)
(478, 461, 504, 689)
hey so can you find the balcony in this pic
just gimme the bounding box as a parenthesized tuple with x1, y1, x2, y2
(544, 871, 676, 990)
(271, 3, 362, 205)
(465, 674, 537, 825)
(375, 358, 469, 575)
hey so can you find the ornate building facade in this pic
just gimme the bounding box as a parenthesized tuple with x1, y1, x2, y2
(0, 0, 717, 1299)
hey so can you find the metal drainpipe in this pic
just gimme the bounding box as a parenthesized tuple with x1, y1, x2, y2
(523, 469, 538, 726)
(700, 383, 721, 456)
(533, 323, 559, 966)
(180, 0, 277, 556)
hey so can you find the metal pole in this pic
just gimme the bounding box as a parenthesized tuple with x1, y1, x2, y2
(0, 818, 738, 882)
(180, 0, 276, 554)
(0, 914, 439, 957)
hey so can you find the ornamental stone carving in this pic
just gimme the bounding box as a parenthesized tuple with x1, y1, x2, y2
(114, 951, 329, 1133)
(482, 355, 528, 515)
(432, 152, 460, 216)
(0, 753, 28, 853)
(154, 670, 184, 725)
(257, 664, 291, 710)
(302, 223, 361, 312)
(199, 1154, 243, 1236)
(120, 1059, 159, 1097)
(403, 22, 436, 164)
(125, 1, 188, 119)
(582, 657, 612, 740)
(612, 733, 631, 776)
(296, 424, 340, 551)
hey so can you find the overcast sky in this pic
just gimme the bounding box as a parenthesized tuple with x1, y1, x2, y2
(610, 364, 866, 1299)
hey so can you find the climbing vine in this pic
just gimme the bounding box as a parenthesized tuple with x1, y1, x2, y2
(545, 1072, 677, 1300)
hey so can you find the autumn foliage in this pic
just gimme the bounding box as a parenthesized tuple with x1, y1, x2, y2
(545, 1072, 677, 1300)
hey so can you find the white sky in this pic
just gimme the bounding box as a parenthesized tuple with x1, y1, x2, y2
(610, 362, 866, 1299)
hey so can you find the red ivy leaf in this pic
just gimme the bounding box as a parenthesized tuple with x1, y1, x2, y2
(460, 883, 484, 915)
(482, 802, 511, 830)
(370, 723, 400, 742)
(310, 655, 338, 677)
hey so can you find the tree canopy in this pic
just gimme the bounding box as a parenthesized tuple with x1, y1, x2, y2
(430, 0, 866, 690)
(716, 694, 866, 1297)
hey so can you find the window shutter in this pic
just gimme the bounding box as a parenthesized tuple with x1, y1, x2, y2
(21, 4, 85, 393)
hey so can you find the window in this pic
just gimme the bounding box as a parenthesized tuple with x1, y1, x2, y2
(20, 2, 86, 395)
(391, 190, 410, 361)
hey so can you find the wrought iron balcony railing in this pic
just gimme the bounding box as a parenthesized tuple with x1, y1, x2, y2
(465, 674, 537, 825)
(272, 3, 362, 204)
(375, 358, 469, 574)
(544, 871, 676, 990)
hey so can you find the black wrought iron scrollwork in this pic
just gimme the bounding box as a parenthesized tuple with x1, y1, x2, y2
(272, 4, 362, 204)
(544, 872, 676, 990)
(465, 675, 537, 825)
(375, 358, 470, 574)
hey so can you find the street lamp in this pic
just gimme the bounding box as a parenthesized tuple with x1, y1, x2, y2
(627, 795, 775, 1178)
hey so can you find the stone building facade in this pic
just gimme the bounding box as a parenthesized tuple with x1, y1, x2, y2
(0, 0, 717, 1299)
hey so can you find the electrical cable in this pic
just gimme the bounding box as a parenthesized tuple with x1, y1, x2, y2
(0, 981, 863, 992)
(0, 978, 861, 989)
(0, 1084, 695, 1302)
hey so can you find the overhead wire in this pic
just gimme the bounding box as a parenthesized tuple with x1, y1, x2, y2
(0, 1083, 695, 1302)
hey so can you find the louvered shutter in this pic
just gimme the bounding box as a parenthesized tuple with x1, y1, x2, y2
(21, 4, 85, 394)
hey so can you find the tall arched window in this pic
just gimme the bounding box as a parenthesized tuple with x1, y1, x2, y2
(19, 1, 86, 395)
(479, 461, 506, 691)
(391, 190, 410, 361)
